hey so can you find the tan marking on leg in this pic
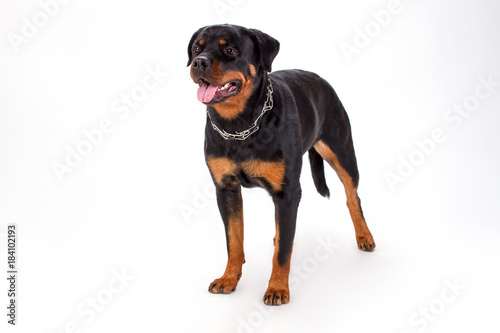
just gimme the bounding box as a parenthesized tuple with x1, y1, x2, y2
(206, 157, 238, 186)
(209, 213, 245, 294)
(263, 221, 291, 305)
(207, 164, 244, 294)
(239, 159, 286, 192)
(225, 214, 245, 276)
(314, 140, 375, 251)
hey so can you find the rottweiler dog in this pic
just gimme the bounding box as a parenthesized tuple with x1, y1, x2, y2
(187, 24, 375, 306)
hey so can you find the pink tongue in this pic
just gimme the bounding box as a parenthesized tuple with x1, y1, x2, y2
(197, 82, 220, 103)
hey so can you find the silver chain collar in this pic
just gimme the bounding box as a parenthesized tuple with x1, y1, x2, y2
(206, 79, 273, 141)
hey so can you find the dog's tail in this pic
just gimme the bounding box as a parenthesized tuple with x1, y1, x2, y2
(308, 148, 330, 198)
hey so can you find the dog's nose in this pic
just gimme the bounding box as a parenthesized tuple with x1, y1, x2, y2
(193, 56, 211, 71)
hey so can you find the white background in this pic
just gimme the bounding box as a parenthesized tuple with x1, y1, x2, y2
(1, 0, 500, 332)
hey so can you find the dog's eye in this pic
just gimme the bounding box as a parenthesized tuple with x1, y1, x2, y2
(226, 48, 238, 56)
(193, 46, 201, 54)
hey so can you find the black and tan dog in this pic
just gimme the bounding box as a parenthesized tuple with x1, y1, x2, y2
(187, 24, 375, 306)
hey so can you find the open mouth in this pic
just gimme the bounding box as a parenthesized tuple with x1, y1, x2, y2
(197, 79, 241, 103)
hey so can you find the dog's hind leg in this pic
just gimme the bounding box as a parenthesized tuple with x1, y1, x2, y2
(313, 139, 375, 251)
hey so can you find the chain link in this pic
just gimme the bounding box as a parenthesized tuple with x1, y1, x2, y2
(207, 79, 273, 141)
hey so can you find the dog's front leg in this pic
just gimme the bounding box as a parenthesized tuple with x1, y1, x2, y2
(208, 175, 245, 294)
(263, 186, 301, 305)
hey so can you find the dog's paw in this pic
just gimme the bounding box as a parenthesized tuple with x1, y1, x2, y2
(263, 287, 290, 306)
(357, 235, 376, 252)
(208, 275, 240, 294)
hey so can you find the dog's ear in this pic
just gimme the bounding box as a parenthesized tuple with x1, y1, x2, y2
(187, 27, 204, 67)
(249, 29, 280, 73)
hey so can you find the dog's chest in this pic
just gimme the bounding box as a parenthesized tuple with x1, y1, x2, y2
(206, 157, 286, 192)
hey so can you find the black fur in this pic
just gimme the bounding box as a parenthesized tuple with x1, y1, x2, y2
(308, 147, 330, 198)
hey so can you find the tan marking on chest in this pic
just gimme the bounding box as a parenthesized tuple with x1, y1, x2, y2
(240, 159, 286, 192)
(207, 157, 286, 192)
(206, 157, 238, 186)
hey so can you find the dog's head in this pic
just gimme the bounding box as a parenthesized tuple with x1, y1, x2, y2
(187, 24, 280, 119)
